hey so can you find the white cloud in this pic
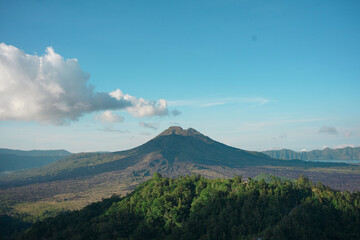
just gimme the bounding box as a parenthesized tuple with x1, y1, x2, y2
(139, 121, 159, 130)
(95, 111, 124, 123)
(319, 126, 338, 135)
(110, 89, 168, 118)
(0, 43, 168, 125)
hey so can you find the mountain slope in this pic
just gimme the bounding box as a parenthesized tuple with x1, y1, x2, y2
(134, 126, 274, 167)
(263, 147, 360, 160)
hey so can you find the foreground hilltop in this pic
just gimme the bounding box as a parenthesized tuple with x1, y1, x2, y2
(16, 174, 360, 240)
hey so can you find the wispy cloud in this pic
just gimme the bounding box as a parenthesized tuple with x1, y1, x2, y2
(170, 109, 182, 116)
(239, 118, 323, 131)
(98, 126, 129, 133)
(319, 126, 338, 135)
(168, 97, 271, 108)
(200, 101, 227, 107)
(139, 121, 158, 130)
(240, 97, 270, 106)
(271, 132, 288, 141)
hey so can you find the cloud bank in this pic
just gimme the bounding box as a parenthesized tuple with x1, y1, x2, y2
(95, 111, 124, 123)
(0, 43, 168, 124)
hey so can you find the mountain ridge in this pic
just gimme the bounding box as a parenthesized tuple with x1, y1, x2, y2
(263, 147, 360, 160)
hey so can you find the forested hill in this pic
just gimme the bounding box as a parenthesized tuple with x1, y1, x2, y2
(263, 147, 360, 160)
(0, 149, 71, 157)
(0, 149, 71, 172)
(16, 174, 360, 240)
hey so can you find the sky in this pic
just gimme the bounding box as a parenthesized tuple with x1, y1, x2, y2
(0, 0, 359, 153)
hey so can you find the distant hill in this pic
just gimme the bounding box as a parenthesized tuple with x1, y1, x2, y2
(0, 149, 71, 157)
(0, 148, 71, 172)
(262, 147, 360, 160)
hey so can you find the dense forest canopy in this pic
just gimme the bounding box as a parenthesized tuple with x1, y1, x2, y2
(9, 173, 359, 240)
(262, 147, 360, 160)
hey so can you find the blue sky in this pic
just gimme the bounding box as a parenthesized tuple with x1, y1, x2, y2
(0, 0, 359, 152)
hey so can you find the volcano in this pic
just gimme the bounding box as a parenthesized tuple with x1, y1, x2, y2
(131, 126, 274, 167)
(0, 126, 355, 212)
(0, 126, 284, 185)
(2, 126, 341, 187)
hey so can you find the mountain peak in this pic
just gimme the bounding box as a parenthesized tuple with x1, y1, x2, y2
(158, 126, 203, 137)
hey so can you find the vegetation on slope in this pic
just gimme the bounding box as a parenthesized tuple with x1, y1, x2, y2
(16, 174, 360, 240)
(263, 147, 360, 160)
(252, 172, 294, 182)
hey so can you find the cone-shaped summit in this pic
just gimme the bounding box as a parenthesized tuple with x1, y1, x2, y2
(157, 126, 202, 137)
(134, 126, 274, 169)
